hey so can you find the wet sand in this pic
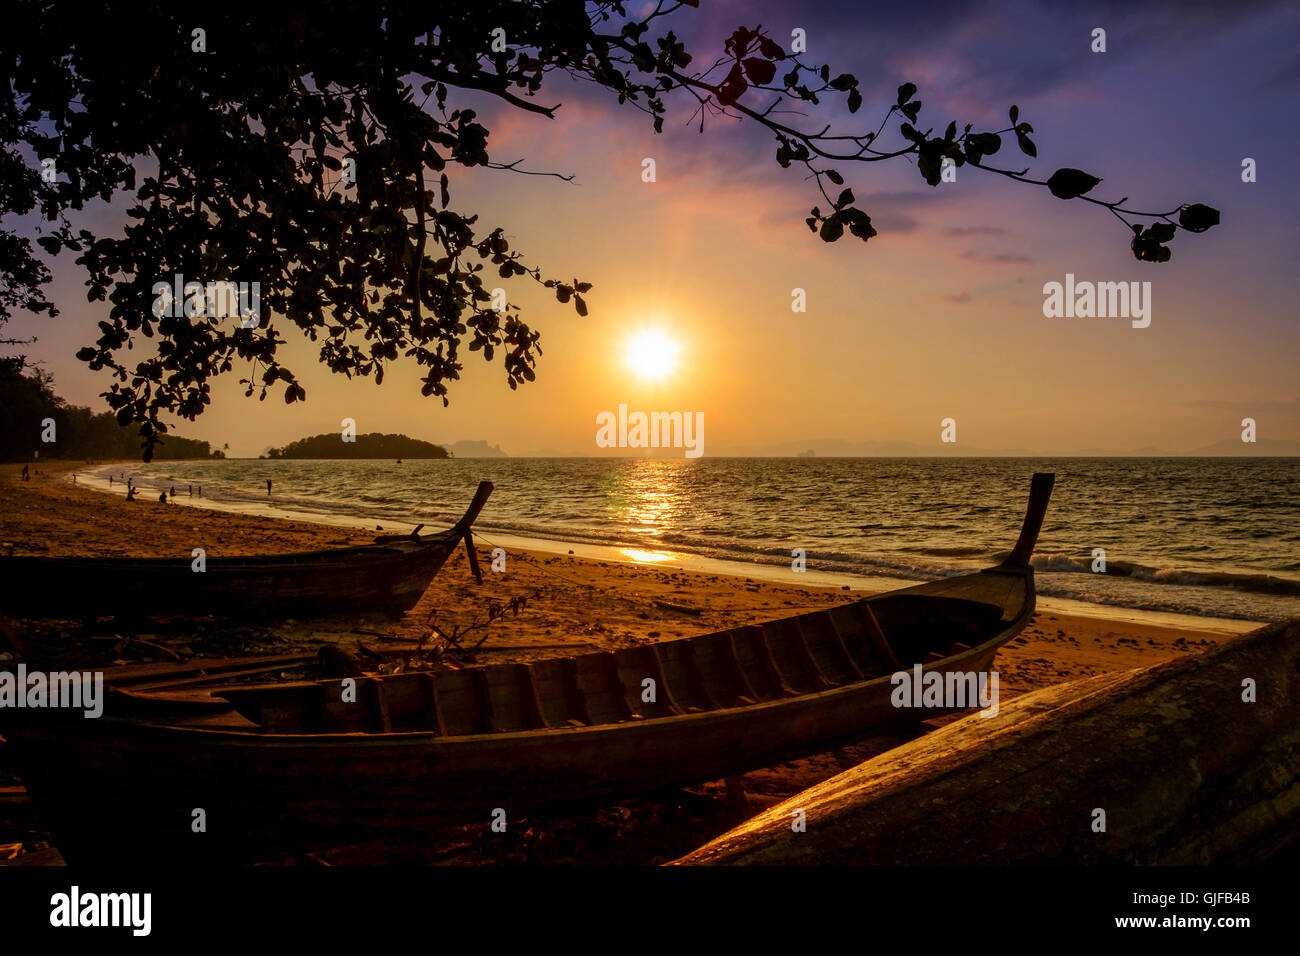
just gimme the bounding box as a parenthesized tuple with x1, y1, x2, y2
(0, 462, 1242, 864)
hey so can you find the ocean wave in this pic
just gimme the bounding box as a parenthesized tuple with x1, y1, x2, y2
(100, 460, 1300, 620)
(1030, 552, 1300, 597)
(900, 545, 989, 558)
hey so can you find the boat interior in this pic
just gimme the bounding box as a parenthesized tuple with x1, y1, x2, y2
(165, 592, 1011, 736)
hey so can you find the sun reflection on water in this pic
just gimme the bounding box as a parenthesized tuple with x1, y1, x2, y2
(619, 548, 675, 564)
(614, 461, 694, 539)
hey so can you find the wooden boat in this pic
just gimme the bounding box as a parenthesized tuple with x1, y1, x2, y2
(0, 481, 494, 620)
(674, 618, 1300, 866)
(3, 474, 1053, 862)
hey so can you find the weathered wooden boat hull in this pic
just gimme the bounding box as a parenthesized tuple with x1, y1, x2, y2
(671, 617, 1300, 865)
(0, 481, 493, 619)
(9, 600, 1015, 854)
(4, 475, 1053, 862)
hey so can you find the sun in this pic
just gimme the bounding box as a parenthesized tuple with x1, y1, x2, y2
(624, 329, 679, 381)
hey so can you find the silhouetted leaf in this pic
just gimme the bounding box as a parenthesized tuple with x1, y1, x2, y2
(896, 82, 917, 106)
(1046, 168, 1102, 199)
(918, 153, 942, 186)
(836, 187, 854, 208)
(825, 169, 844, 185)
(717, 62, 747, 104)
(847, 88, 862, 113)
(1131, 231, 1173, 262)
(1145, 222, 1176, 243)
(1016, 130, 1037, 157)
(742, 57, 776, 86)
(841, 208, 877, 240)
(819, 214, 844, 242)
(1178, 203, 1220, 233)
(1009, 104, 1019, 124)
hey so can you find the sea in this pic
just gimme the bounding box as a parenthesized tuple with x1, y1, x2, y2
(86, 457, 1300, 624)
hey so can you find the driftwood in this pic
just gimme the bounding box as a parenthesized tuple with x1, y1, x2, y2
(673, 618, 1300, 865)
(654, 600, 704, 616)
(89, 653, 315, 691)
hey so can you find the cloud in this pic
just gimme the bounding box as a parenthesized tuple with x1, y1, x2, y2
(1180, 397, 1300, 413)
(848, 190, 933, 234)
(1253, 50, 1300, 92)
(947, 226, 1009, 236)
(758, 187, 953, 234)
(960, 250, 1034, 263)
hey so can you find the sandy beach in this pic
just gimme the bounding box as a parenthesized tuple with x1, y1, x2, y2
(0, 462, 1251, 863)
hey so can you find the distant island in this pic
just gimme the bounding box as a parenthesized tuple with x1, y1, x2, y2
(448, 440, 508, 458)
(265, 432, 450, 459)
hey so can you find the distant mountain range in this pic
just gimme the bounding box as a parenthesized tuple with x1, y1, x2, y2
(448, 440, 508, 458)
(1179, 438, 1300, 457)
(714, 437, 1300, 457)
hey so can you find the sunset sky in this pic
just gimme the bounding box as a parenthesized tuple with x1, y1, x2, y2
(8, 0, 1299, 457)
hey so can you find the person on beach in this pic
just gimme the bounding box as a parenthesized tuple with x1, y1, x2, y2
(170, 485, 176, 497)
(159, 490, 168, 504)
(198, 485, 203, 497)
(125, 486, 136, 502)
(109, 475, 113, 486)
(266, 478, 273, 497)
(21, 464, 29, 481)
(188, 484, 193, 497)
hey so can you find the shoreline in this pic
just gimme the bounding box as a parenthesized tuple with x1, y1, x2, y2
(0, 460, 1260, 864)
(69, 461, 1259, 635)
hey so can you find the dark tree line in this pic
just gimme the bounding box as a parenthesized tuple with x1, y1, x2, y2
(0, 357, 217, 461)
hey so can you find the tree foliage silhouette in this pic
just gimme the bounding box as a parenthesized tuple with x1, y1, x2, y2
(0, 1, 1219, 457)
